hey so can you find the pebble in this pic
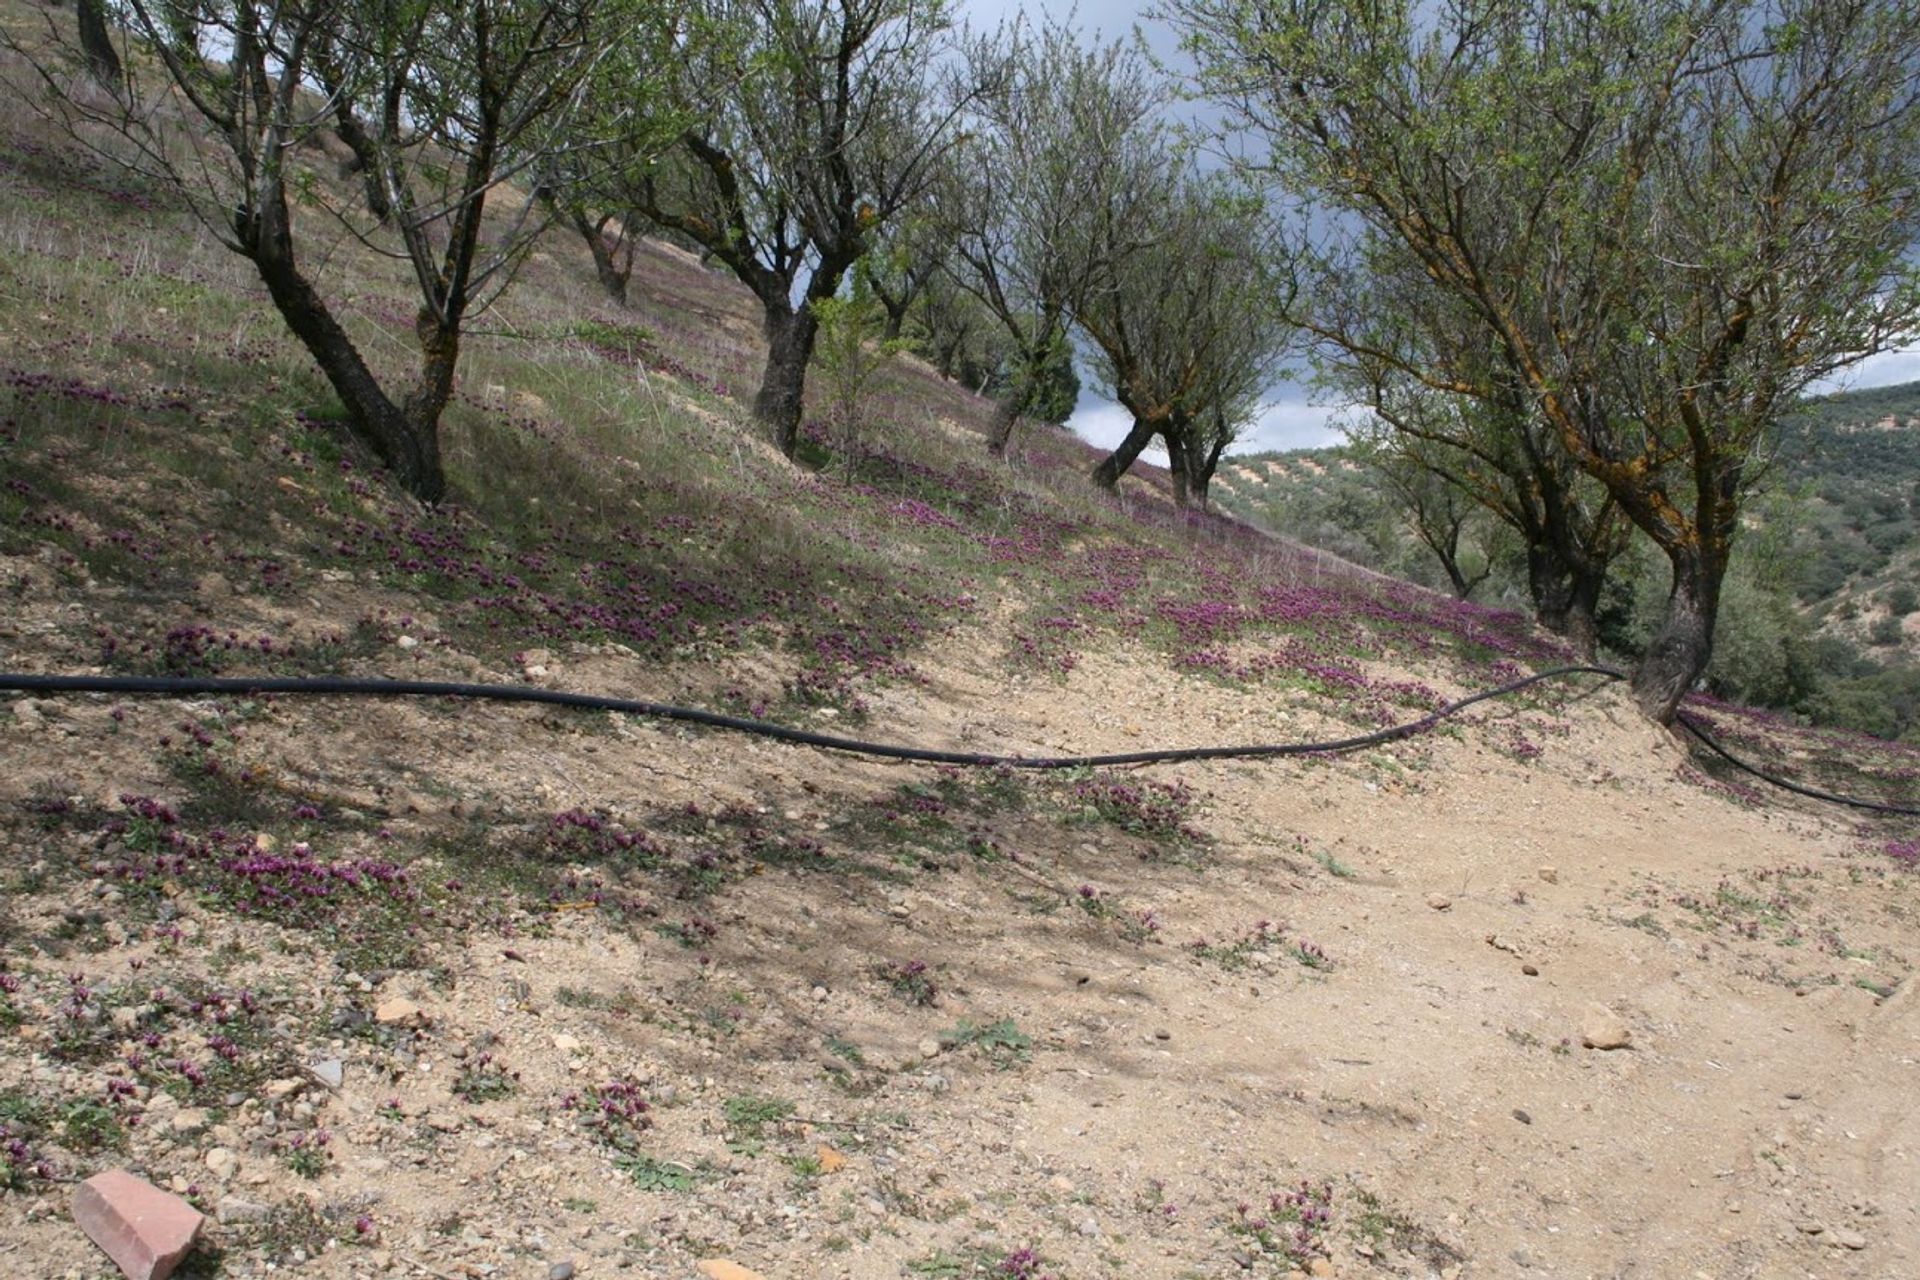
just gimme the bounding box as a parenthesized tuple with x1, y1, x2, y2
(548, 1262, 577, 1280)
(1512, 1109, 1532, 1125)
(1538, 866, 1560, 884)
(810, 986, 828, 1002)
(1521, 964, 1540, 977)
(1427, 893, 1452, 911)
(1833, 1228, 1868, 1250)
(309, 1060, 344, 1090)
(917, 1038, 941, 1059)
(203, 1148, 238, 1181)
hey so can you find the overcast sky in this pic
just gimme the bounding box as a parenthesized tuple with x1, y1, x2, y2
(955, 0, 1920, 461)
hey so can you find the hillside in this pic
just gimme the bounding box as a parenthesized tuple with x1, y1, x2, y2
(1215, 386, 1920, 731)
(1772, 383, 1920, 637)
(3, 26, 1920, 1280)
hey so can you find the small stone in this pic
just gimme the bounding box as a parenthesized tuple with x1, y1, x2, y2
(1797, 1220, 1826, 1235)
(810, 986, 828, 1002)
(215, 1197, 271, 1226)
(374, 997, 423, 1027)
(168, 1109, 208, 1135)
(548, 1262, 577, 1280)
(203, 1148, 238, 1181)
(1833, 1228, 1867, 1250)
(1537, 866, 1560, 884)
(1077, 1217, 1100, 1238)
(396, 635, 419, 649)
(1154, 1028, 1172, 1041)
(815, 1145, 847, 1174)
(1427, 893, 1452, 911)
(1308, 1260, 1335, 1278)
(309, 1060, 344, 1090)
(1522, 964, 1540, 977)
(696, 1261, 766, 1280)
(1581, 1005, 1633, 1050)
(917, 1038, 941, 1060)
(1512, 1109, 1532, 1125)
(73, 1169, 205, 1280)
(1048, 1175, 1076, 1194)
(551, 1034, 582, 1055)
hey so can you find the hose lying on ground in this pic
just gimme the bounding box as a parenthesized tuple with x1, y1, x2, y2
(0, 667, 1914, 817)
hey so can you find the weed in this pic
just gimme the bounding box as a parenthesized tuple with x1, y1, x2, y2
(614, 1153, 712, 1192)
(1187, 920, 1286, 971)
(283, 1129, 331, 1179)
(451, 1052, 519, 1103)
(723, 1093, 795, 1154)
(1301, 837, 1356, 879)
(783, 1151, 825, 1187)
(942, 1018, 1033, 1068)
(58, 1098, 128, 1153)
(881, 959, 939, 1007)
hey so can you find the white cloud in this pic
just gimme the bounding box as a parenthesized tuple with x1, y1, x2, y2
(1810, 344, 1920, 396)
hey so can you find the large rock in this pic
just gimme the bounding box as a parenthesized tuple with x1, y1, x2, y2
(374, 997, 424, 1027)
(72, 1169, 204, 1280)
(697, 1261, 768, 1280)
(1581, 1004, 1634, 1050)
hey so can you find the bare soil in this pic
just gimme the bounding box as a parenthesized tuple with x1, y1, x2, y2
(4, 593, 1916, 1280)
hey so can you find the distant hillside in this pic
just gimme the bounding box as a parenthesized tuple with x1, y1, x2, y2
(1773, 381, 1920, 636)
(1213, 380, 1920, 735)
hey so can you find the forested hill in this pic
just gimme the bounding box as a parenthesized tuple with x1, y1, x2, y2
(1775, 380, 1920, 613)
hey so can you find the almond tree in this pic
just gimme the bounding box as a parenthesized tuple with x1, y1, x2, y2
(630, 0, 980, 459)
(940, 19, 1167, 456)
(1169, 0, 1920, 720)
(1073, 173, 1292, 505)
(17, 0, 624, 504)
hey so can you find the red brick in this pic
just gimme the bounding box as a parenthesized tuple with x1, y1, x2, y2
(72, 1169, 204, 1280)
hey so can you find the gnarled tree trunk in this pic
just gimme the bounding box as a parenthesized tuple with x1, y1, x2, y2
(1527, 546, 1602, 658)
(244, 198, 446, 503)
(76, 0, 120, 83)
(755, 307, 819, 459)
(1091, 412, 1160, 490)
(1631, 544, 1725, 723)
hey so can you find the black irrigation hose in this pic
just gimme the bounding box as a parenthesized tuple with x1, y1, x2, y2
(1, 667, 1914, 816)
(1673, 712, 1920, 818)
